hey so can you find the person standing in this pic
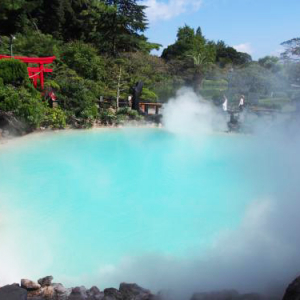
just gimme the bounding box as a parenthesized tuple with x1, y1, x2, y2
(222, 95, 228, 112)
(239, 95, 245, 111)
(128, 95, 132, 108)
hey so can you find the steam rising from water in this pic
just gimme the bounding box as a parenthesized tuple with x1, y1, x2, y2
(94, 89, 300, 297)
(1, 88, 300, 299)
(163, 88, 227, 135)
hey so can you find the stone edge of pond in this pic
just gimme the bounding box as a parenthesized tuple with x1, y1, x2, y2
(0, 122, 163, 147)
(0, 274, 298, 300)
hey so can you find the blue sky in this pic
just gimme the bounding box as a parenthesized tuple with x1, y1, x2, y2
(142, 0, 300, 60)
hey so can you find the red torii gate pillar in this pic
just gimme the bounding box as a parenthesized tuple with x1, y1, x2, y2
(0, 55, 56, 90)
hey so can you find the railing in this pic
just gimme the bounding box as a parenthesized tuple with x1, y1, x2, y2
(98, 99, 163, 115)
(139, 103, 162, 115)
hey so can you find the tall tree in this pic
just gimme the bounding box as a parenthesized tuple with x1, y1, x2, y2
(281, 38, 300, 61)
(30, 0, 89, 40)
(162, 25, 201, 60)
(161, 25, 216, 91)
(0, 0, 36, 35)
(258, 56, 281, 73)
(215, 40, 252, 67)
(102, 0, 148, 54)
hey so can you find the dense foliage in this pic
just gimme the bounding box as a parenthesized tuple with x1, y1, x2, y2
(0, 0, 299, 133)
(0, 59, 29, 85)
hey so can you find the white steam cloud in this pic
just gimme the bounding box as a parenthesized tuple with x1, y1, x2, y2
(162, 88, 227, 135)
(82, 90, 300, 298)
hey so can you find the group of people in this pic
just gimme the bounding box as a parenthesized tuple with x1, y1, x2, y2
(222, 94, 245, 112)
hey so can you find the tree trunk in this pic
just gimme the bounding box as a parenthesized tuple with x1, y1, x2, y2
(193, 70, 204, 94)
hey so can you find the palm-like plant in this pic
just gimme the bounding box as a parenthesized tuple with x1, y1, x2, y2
(187, 50, 214, 92)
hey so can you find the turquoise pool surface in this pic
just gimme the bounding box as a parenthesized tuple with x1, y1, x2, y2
(0, 128, 276, 287)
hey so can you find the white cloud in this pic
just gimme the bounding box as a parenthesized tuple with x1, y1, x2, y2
(233, 42, 253, 55)
(144, 0, 203, 22)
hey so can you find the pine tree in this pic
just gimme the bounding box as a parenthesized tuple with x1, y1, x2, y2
(103, 0, 148, 54)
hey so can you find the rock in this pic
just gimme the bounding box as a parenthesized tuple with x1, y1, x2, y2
(0, 284, 27, 300)
(0, 111, 28, 136)
(38, 276, 53, 287)
(282, 276, 300, 300)
(2, 130, 10, 138)
(87, 286, 104, 300)
(69, 286, 88, 300)
(119, 283, 155, 300)
(103, 288, 123, 300)
(41, 286, 55, 299)
(27, 288, 42, 298)
(52, 283, 71, 299)
(21, 279, 41, 290)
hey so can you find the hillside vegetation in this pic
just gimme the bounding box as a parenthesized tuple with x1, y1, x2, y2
(0, 0, 299, 132)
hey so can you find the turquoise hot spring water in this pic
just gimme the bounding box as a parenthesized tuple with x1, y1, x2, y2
(0, 127, 297, 293)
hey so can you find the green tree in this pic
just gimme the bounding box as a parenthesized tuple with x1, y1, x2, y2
(281, 38, 300, 61)
(61, 41, 106, 81)
(229, 63, 287, 99)
(0, 0, 30, 35)
(280, 38, 300, 90)
(162, 25, 216, 91)
(162, 25, 199, 60)
(53, 68, 100, 127)
(30, 0, 88, 40)
(76, 0, 150, 54)
(258, 56, 281, 73)
(215, 40, 252, 67)
(11, 31, 61, 57)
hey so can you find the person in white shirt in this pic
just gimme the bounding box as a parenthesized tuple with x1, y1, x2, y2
(222, 95, 228, 112)
(239, 95, 245, 111)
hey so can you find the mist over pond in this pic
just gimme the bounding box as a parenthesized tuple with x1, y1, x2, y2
(0, 90, 300, 298)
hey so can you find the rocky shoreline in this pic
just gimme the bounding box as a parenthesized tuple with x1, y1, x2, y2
(1, 275, 300, 300)
(0, 120, 162, 144)
(0, 276, 157, 300)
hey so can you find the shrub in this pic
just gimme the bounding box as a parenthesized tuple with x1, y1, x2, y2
(0, 85, 46, 129)
(99, 109, 116, 125)
(127, 109, 142, 120)
(0, 59, 29, 85)
(272, 91, 288, 98)
(116, 107, 131, 115)
(0, 85, 20, 111)
(116, 107, 143, 122)
(54, 70, 99, 126)
(81, 105, 99, 128)
(42, 107, 67, 129)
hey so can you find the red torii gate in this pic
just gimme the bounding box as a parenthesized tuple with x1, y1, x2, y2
(0, 55, 56, 90)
